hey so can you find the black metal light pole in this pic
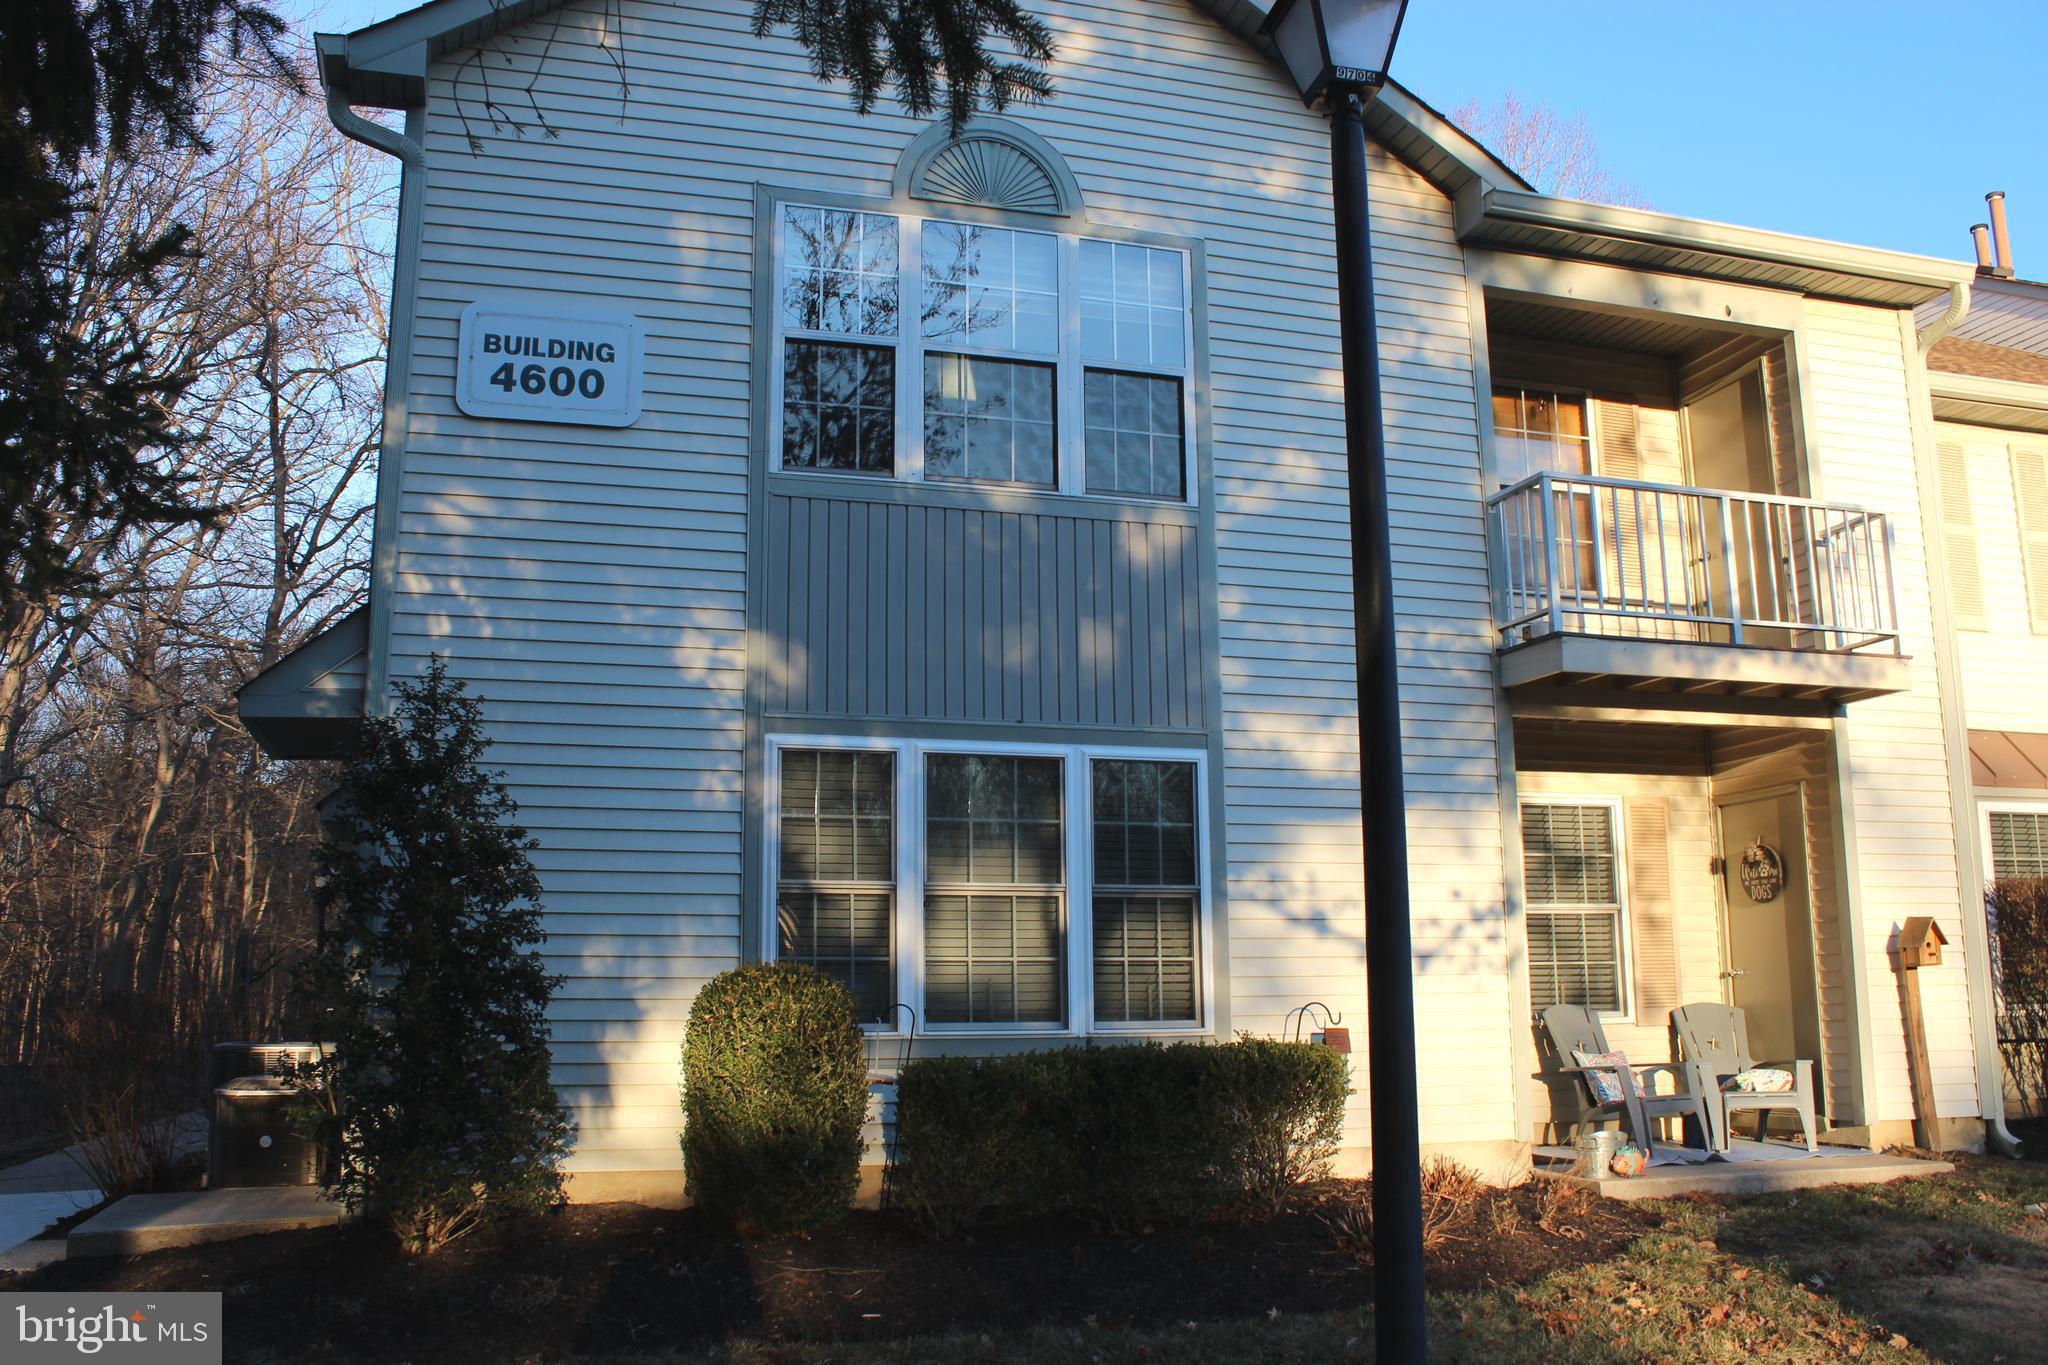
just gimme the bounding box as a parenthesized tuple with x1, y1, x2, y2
(1259, 1, 1426, 1359)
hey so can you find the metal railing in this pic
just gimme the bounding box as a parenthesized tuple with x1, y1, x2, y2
(1485, 472, 1902, 654)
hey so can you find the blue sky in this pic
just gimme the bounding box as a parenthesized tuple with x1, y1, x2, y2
(304, 0, 2043, 265)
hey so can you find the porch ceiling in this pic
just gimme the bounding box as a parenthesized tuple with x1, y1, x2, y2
(1486, 296, 1745, 359)
(1497, 633, 1909, 708)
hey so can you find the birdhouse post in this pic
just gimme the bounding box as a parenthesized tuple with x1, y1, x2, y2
(1896, 915, 1948, 1150)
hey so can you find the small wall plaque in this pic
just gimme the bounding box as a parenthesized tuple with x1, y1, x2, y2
(1739, 840, 1784, 903)
(455, 299, 644, 427)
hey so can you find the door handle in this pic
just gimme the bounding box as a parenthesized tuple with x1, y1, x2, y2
(1720, 969, 1746, 979)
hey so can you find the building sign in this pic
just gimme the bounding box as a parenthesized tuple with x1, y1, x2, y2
(455, 300, 644, 427)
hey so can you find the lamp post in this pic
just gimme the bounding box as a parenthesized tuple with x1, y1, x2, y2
(1259, 1, 1426, 1360)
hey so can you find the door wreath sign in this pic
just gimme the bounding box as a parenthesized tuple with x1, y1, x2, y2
(1738, 840, 1784, 903)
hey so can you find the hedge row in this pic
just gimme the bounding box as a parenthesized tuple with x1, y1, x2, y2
(890, 1037, 1348, 1235)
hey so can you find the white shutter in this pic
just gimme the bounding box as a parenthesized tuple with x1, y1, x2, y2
(2014, 446, 2048, 636)
(1937, 440, 1986, 630)
(1626, 798, 1677, 1020)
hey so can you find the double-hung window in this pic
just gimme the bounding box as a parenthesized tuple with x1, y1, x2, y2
(772, 202, 1195, 502)
(765, 738, 1207, 1034)
(1987, 807, 2048, 880)
(779, 208, 901, 475)
(1521, 801, 1627, 1014)
(1091, 759, 1200, 1023)
(775, 749, 896, 1023)
(924, 754, 1065, 1023)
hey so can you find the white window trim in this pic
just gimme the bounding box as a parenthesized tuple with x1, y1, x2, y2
(1520, 795, 1634, 1022)
(768, 202, 1200, 508)
(1979, 799, 2048, 883)
(763, 733, 1214, 1039)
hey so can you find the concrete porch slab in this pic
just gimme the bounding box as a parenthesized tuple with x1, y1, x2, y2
(68, 1186, 344, 1257)
(1534, 1145, 1954, 1201)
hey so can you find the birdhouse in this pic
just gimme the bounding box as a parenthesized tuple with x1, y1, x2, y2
(1898, 916, 1947, 969)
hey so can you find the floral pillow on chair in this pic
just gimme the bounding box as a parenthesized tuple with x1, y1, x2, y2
(1571, 1049, 1646, 1105)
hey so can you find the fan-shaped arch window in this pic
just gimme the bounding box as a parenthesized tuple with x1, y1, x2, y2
(894, 119, 1083, 218)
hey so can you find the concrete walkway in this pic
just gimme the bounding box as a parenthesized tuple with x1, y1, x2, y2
(69, 1186, 344, 1257)
(0, 1113, 209, 1270)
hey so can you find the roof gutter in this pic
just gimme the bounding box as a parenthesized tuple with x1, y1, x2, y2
(1916, 280, 1971, 353)
(1459, 187, 1976, 302)
(319, 35, 425, 172)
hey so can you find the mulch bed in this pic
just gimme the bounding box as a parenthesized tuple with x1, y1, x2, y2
(13, 1179, 1653, 1363)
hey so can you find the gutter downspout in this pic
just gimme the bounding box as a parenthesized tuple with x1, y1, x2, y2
(1917, 280, 1969, 353)
(320, 46, 426, 717)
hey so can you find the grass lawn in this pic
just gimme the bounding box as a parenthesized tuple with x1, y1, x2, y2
(15, 1153, 2046, 1363)
(585, 1157, 2048, 1365)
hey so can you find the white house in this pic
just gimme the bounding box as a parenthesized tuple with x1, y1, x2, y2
(242, 0, 2018, 1204)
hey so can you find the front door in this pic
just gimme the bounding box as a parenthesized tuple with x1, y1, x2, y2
(1716, 789, 1823, 1106)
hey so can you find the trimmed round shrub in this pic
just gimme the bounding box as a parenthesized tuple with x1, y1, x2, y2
(681, 964, 867, 1233)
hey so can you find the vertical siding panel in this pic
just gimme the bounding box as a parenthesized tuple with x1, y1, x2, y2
(766, 496, 792, 713)
(787, 498, 812, 713)
(1097, 520, 1119, 726)
(807, 499, 831, 713)
(1019, 514, 1043, 724)
(843, 500, 867, 716)
(827, 499, 850, 714)
(1003, 513, 1024, 722)
(944, 508, 965, 719)
(867, 503, 889, 713)
(1149, 523, 1173, 726)
(885, 502, 907, 714)
(1062, 517, 1085, 726)
(1182, 528, 1204, 731)
(906, 502, 927, 718)
(1124, 521, 1149, 728)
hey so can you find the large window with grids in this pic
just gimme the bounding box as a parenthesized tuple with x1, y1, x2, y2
(765, 738, 1208, 1034)
(1091, 759, 1200, 1023)
(1521, 801, 1627, 1014)
(1987, 808, 2048, 879)
(775, 750, 896, 1023)
(924, 754, 1064, 1024)
(771, 202, 1195, 502)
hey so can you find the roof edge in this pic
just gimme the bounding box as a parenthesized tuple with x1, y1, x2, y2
(1462, 187, 1977, 302)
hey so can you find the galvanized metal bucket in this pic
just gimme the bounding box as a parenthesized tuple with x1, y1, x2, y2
(1575, 1128, 1620, 1178)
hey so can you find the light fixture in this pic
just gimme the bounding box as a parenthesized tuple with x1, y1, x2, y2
(1260, 0, 1411, 106)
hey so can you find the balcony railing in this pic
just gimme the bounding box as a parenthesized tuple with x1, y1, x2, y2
(1485, 472, 1902, 655)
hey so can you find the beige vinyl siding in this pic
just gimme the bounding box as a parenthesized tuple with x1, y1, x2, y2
(1707, 728, 1850, 1119)
(388, 0, 1518, 1178)
(1801, 301, 1978, 1124)
(1941, 420, 2048, 732)
(1216, 131, 1513, 1156)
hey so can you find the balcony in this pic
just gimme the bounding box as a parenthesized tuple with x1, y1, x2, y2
(1485, 473, 1909, 706)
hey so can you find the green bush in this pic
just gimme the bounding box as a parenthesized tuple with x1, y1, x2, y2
(891, 1037, 1348, 1235)
(289, 659, 571, 1256)
(681, 963, 868, 1233)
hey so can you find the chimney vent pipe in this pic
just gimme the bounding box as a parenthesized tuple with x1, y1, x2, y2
(1972, 223, 1995, 272)
(1987, 191, 2015, 279)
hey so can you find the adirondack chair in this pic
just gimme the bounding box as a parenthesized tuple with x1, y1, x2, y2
(1538, 1004, 1708, 1158)
(1672, 1002, 1818, 1153)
